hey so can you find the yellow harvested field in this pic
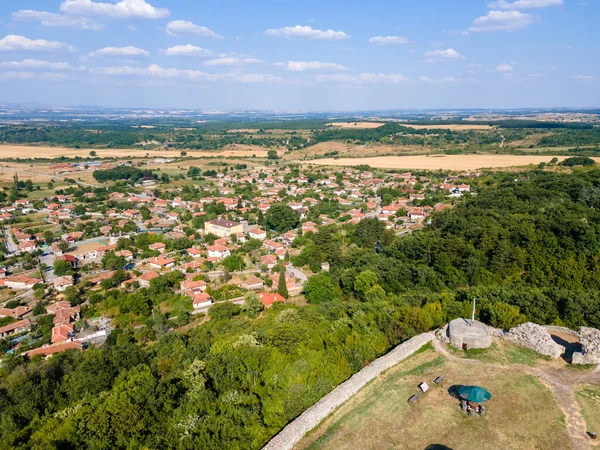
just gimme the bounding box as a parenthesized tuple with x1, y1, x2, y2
(0, 145, 268, 159)
(328, 122, 385, 129)
(309, 155, 597, 170)
(399, 123, 495, 130)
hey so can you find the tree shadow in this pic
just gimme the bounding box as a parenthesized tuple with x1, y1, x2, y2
(549, 334, 582, 364)
(425, 445, 453, 450)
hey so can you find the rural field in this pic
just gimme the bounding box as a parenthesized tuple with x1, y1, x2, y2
(309, 154, 596, 170)
(328, 122, 385, 129)
(399, 123, 495, 131)
(0, 144, 269, 159)
(297, 343, 573, 450)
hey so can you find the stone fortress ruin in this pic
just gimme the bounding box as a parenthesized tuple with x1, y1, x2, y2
(439, 317, 600, 365)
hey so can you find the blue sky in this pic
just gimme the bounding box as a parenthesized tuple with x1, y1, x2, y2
(0, 0, 597, 110)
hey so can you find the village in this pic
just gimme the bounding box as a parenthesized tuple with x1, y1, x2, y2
(0, 160, 474, 361)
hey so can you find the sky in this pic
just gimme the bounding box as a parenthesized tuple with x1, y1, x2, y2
(0, 0, 598, 111)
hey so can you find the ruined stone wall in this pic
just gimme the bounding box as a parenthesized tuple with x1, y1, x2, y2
(262, 332, 435, 450)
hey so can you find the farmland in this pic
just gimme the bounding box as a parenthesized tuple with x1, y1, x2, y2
(309, 154, 597, 170)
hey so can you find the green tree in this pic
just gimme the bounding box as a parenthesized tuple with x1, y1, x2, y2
(58, 240, 71, 253)
(242, 291, 264, 318)
(265, 204, 300, 232)
(303, 274, 340, 304)
(102, 252, 126, 271)
(277, 268, 289, 299)
(354, 270, 378, 299)
(53, 259, 74, 276)
(222, 254, 245, 272)
(267, 150, 278, 160)
(209, 301, 241, 320)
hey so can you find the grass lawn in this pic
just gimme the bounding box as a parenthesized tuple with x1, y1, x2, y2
(298, 345, 570, 450)
(447, 340, 552, 367)
(576, 385, 600, 438)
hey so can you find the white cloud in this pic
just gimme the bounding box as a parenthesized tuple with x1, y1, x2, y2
(572, 75, 595, 81)
(90, 64, 283, 83)
(60, 0, 169, 19)
(12, 10, 103, 30)
(488, 0, 562, 9)
(162, 45, 213, 57)
(89, 46, 149, 58)
(468, 10, 536, 32)
(165, 21, 222, 38)
(420, 76, 475, 84)
(127, 25, 138, 31)
(529, 72, 545, 77)
(0, 59, 74, 70)
(203, 57, 261, 66)
(0, 35, 75, 53)
(316, 72, 407, 84)
(265, 25, 349, 40)
(491, 63, 513, 72)
(0, 71, 71, 81)
(368, 36, 409, 45)
(284, 61, 348, 72)
(423, 48, 464, 59)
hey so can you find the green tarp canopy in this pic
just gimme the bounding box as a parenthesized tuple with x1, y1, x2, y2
(458, 386, 492, 403)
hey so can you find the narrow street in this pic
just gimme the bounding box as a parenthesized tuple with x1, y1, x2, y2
(3, 226, 20, 255)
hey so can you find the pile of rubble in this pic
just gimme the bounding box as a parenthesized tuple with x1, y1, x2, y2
(505, 323, 565, 359)
(572, 327, 600, 365)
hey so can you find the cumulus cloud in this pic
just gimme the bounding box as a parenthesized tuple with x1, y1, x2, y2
(265, 25, 349, 40)
(368, 36, 409, 45)
(491, 63, 514, 72)
(284, 61, 348, 72)
(468, 10, 536, 32)
(165, 21, 222, 38)
(316, 72, 407, 84)
(12, 10, 103, 30)
(90, 64, 283, 83)
(203, 57, 261, 66)
(60, 0, 169, 19)
(162, 45, 213, 57)
(424, 48, 464, 59)
(572, 75, 595, 81)
(488, 0, 562, 9)
(89, 46, 149, 58)
(0, 59, 75, 70)
(0, 71, 71, 81)
(420, 76, 465, 84)
(0, 35, 75, 53)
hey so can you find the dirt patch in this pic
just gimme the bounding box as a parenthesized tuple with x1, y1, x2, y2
(308, 155, 597, 171)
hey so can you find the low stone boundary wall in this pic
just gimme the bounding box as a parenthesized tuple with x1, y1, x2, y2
(262, 331, 435, 450)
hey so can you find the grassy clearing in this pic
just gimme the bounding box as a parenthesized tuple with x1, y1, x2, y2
(448, 340, 550, 367)
(298, 345, 569, 450)
(576, 385, 600, 437)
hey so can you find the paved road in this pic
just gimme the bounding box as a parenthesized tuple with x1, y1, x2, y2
(288, 267, 308, 286)
(3, 226, 20, 255)
(39, 252, 56, 283)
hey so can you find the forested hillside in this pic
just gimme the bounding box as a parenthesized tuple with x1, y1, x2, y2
(2, 169, 600, 449)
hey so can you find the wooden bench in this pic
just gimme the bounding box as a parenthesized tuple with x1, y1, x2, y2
(408, 395, 418, 404)
(433, 376, 443, 385)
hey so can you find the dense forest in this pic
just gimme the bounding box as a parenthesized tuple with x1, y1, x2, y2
(2, 169, 600, 449)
